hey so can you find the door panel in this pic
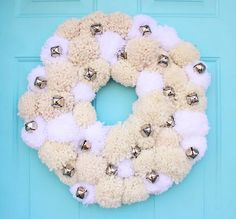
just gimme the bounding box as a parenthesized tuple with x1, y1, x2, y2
(1, 0, 235, 219)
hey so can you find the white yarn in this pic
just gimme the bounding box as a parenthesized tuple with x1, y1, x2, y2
(21, 116, 47, 149)
(40, 35, 69, 64)
(136, 70, 164, 97)
(72, 82, 96, 102)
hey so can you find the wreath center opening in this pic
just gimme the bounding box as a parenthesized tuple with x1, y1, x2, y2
(94, 79, 137, 125)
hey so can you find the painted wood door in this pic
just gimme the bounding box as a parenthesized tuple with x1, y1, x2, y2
(1, 0, 235, 218)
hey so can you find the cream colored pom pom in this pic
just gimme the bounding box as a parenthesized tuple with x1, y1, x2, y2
(170, 42, 200, 67)
(80, 11, 109, 36)
(73, 102, 96, 127)
(111, 60, 139, 87)
(76, 153, 106, 184)
(122, 177, 149, 204)
(108, 12, 132, 39)
(175, 82, 207, 112)
(68, 35, 99, 66)
(46, 61, 78, 92)
(155, 146, 191, 183)
(156, 128, 181, 148)
(126, 37, 160, 71)
(95, 176, 123, 208)
(132, 91, 175, 125)
(56, 18, 81, 40)
(37, 91, 74, 121)
(38, 141, 77, 171)
(18, 91, 39, 120)
(77, 58, 110, 92)
(102, 124, 136, 163)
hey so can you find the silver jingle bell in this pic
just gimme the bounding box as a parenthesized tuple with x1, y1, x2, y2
(34, 76, 47, 89)
(106, 163, 118, 176)
(84, 67, 97, 81)
(51, 95, 65, 108)
(193, 63, 206, 74)
(139, 25, 152, 36)
(80, 140, 92, 151)
(185, 147, 199, 159)
(25, 121, 38, 133)
(165, 116, 175, 128)
(117, 47, 127, 60)
(146, 170, 159, 183)
(131, 145, 142, 159)
(90, 23, 103, 35)
(158, 54, 169, 67)
(186, 92, 199, 105)
(163, 86, 175, 98)
(140, 124, 153, 137)
(76, 186, 88, 199)
(50, 46, 62, 57)
(62, 163, 75, 177)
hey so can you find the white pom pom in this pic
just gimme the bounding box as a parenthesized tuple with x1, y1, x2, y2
(155, 25, 181, 51)
(117, 159, 134, 178)
(46, 113, 80, 143)
(128, 14, 158, 39)
(185, 62, 211, 89)
(181, 136, 207, 162)
(136, 71, 164, 97)
(72, 82, 96, 102)
(27, 66, 47, 92)
(21, 117, 47, 149)
(144, 174, 173, 194)
(97, 31, 125, 65)
(70, 183, 96, 205)
(40, 35, 68, 64)
(76, 122, 109, 155)
(174, 111, 209, 137)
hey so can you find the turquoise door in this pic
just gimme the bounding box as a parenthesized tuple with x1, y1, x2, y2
(1, 0, 235, 218)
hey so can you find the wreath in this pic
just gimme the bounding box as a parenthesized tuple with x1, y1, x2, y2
(18, 12, 211, 208)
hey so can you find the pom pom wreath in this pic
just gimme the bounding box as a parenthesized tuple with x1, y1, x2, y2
(70, 183, 96, 204)
(41, 35, 69, 64)
(128, 14, 158, 39)
(19, 12, 211, 208)
(21, 116, 47, 149)
(97, 31, 125, 64)
(72, 82, 96, 102)
(46, 112, 80, 143)
(174, 110, 209, 137)
(185, 62, 211, 89)
(136, 70, 164, 97)
(27, 66, 47, 92)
